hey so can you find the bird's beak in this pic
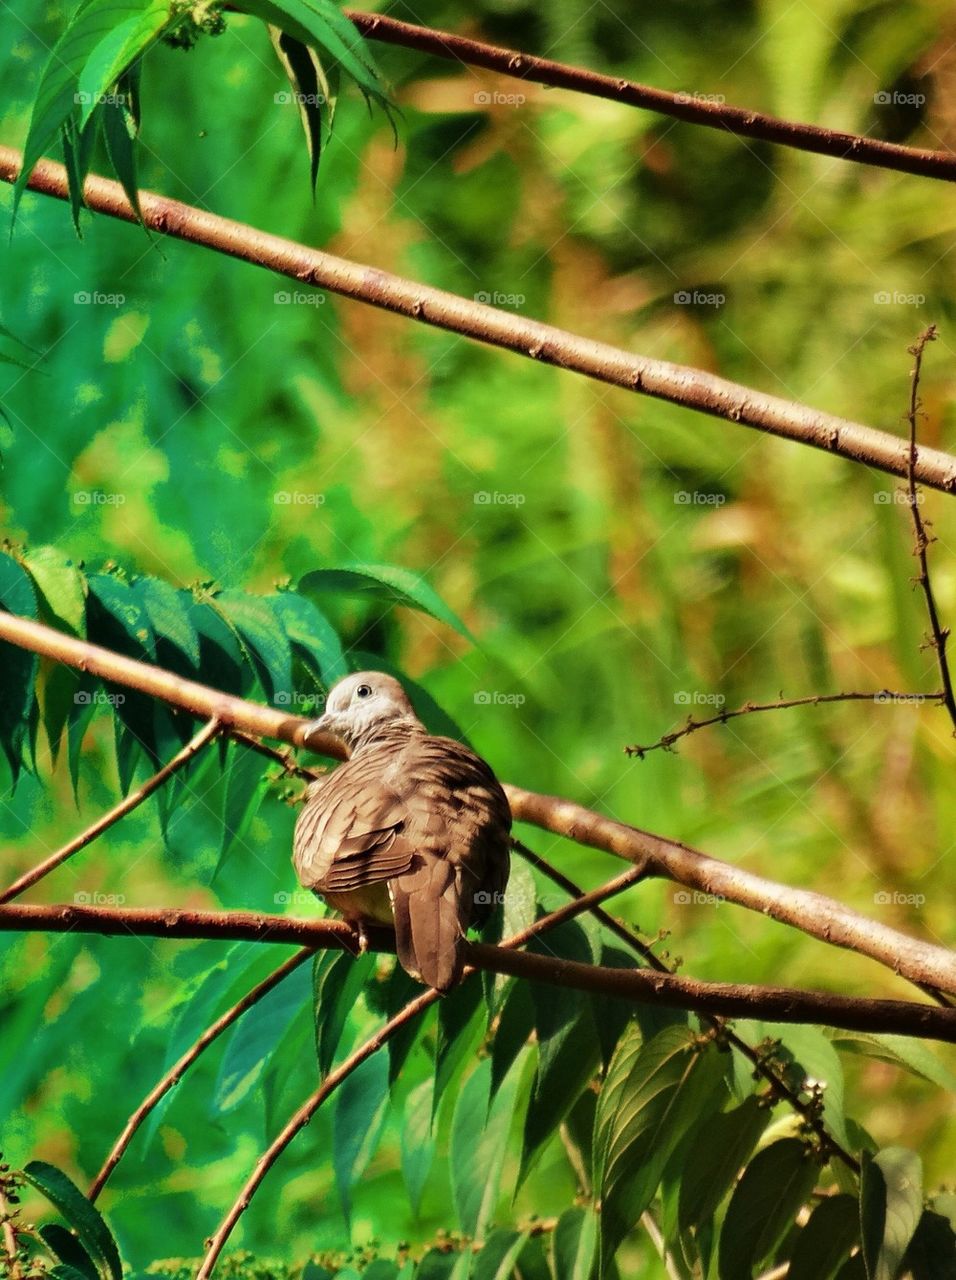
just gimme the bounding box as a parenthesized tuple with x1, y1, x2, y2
(302, 713, 335, 747)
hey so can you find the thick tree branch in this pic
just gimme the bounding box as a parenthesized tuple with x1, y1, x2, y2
(1, 609, 953, 995)
(624, 689, 946, 758)
(0, 902, 952, 1041)
(2, 147, 956, 492)
(0, 718, 221, 904)
(346, 10, 956, 184)
(87, 948, 313, 1203)
(906, 326, 956, 732)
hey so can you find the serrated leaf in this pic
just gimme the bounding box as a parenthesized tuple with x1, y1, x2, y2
(300, 562, 472, 640)
(22, 1160, 122, 1280)
(552, 1207, 598, 1280)
(270, 589, 347, 685)
(39, 1224, 98, 1280)
(788, 1194, 860, 1280)
(716, 1139, 818, 1280)
(212, 590, 292, 703)
(313, 948, 375, 1074)
(15, 0, 169, 221)
(678, 1094, 769, 1231)
(0, 551, 39, 783)
(333, 1049, 389, 1224)
(131, 576, 199, 666)
(401, 1077, 434, 1217)
(451, 1058, 520, 1239)
(860, 1148, 924, 1280)
(190, 598, 248, 697)
(21, 546, 87, 635)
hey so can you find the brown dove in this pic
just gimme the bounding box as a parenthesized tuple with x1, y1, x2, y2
(293, 671, 512, 992)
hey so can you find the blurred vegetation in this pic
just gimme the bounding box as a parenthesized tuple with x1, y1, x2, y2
(1, 0, 955, 1276)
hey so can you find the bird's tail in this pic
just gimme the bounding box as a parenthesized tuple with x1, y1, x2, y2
(390, 856, 464, 993)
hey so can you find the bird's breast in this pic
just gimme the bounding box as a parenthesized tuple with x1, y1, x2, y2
(321, 881, 394, 925)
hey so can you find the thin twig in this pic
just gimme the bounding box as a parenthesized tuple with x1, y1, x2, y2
(0, 902, 953, 1040)
(624, 689, 946, 758)
(195, 864, 646, 1278)
(88, 948, 313, 1202)
(515, 840, 859, 1170)
(0, 718, 221, 905)
(905, 325, 956, 734)
(346, 10, 956, 184)
(0, 611, 954, 995)
(0, 1176, 22, 1280)
(226, 728, 320, 782)
(3, 148, 956, 492)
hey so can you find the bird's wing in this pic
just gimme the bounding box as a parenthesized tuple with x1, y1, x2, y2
(293, 754, 416, 893)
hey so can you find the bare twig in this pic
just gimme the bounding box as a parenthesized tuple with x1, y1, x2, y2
(346, 10, 956, 184)
(195, 863, 648, 1278)
(515, 840, 859, 1168)
(0, 902, 952, 1040)
(624, 690, 946, 758)
(3, 149, 956, 492)
(87, 948, 313, 1202)
(225, 728, 320, 782)
(905, 325, 956, 733)
(0, 1174, 22, 1280)
(0, 611, 953, 994)
(0, 718, 221, 904)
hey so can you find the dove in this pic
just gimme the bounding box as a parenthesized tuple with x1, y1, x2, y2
(293, 671, 512, 992)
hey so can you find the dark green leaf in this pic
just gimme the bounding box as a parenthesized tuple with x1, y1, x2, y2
(905, 1207, 956, 1280)
(333, 1049, 389, 1224)
(300, 563, 472, 640)
(860, 1148, 923, 1280)
(102, 64, 146, 222)
(0, 551, 39, 782)
(313, 949, 375, 1074)
(217, 739, 269, 868)
(435, 973, 484, 1116)
(39, 1224, 98, 1280)
(490, 978, 534, 1097)
(131, 576, 199, 666)
(190, 598, 249, 697)
(22, 1160, 122, 1280)
(385, 961, 430, 1084)
(451, 1058, 521, 1238)
(552, 1207, 598, 1280)
(401, 1077, 434, 1217)
(269, 28, 331, 192)
(788, 1194, 860, 1280)
(214, 961, 310, 1111)
(212, 590, 292, 703)
(472, 1229, 528, 1280)
(678, 1094, 769, 1231)
(270, 589, 347, 685)
(716, 1139, 818, 1280)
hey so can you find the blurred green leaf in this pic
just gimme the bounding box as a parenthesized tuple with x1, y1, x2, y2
(860, 1148, 924, 1280)
(451, 1058, 520, 1239)
(787, 1194, 859, 1280)
(0, 550, 39, 783)
(333, 1049, 389, 1224)
(716, 1139, 818, 1280)
(401, 1077, 434, 1217)
(301, 563, 473, 641)
(552, 1206, 598, 1280)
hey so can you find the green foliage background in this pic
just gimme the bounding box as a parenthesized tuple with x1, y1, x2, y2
(1, 0, 955, 1275)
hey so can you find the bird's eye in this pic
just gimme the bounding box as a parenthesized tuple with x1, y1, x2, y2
(356, 684, 372, 699)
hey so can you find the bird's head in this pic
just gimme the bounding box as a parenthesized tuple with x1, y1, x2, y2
(303, 671, 423, 752)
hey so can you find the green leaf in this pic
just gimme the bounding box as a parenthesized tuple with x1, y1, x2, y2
(678, 1094, 769, 1231)
(313, 949, 375, 1074)
(50, 1267, 98, 1280)
(435, 975, 484, 1117)
(22, 1160, 122, 1280)
(270, 589, 347, 685)
(860, 1148, 924, 1280)
(451, 1058, 520, 1239)
(905, 1207, 956, 1280)
(270, 27, 332, 192)
(218, 739, 269, 867)
(300, 563, 472, 640)
(0, 551, 39, 782)
(384, 961, 429, 1084)
(15, 0, 169, 220)
(490, 979, 534, 1096)
(596, 1026, 729, 1264)
(39, 1224, 99, 1280)
(214, 962, 310, 1111)
(788, 1194, 860, 1280)
(212, 590, 293, 703)
(131, 576, 200, 666)
(828, 1031, 956, 1092)
(472, 1230, 529, 1280)
(21, 546, 87, 636)
(552, 1207, 598, 1280)
(401, 1077, 434, 1217)
(716, 1139, 818, 1280)
(767, 1023, 850, 1149)
(333, 1049, 389, 1224)
(190, 599, 248, 697)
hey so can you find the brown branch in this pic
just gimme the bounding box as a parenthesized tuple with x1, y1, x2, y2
(515, 840, 859, 1167)
(87, 947, 313, 1203)
(196, 862, 646, 1278)
(3, 149, 956, 493)
(0, 718, 221, 904)
(0, 1175, 22, 1280)
(1, 610, 954, 995)
(346, 10, 956, 184)
(0, 902, 952, 1041)
(905, 325, 956, 733)
(624, 689, 947, 758)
